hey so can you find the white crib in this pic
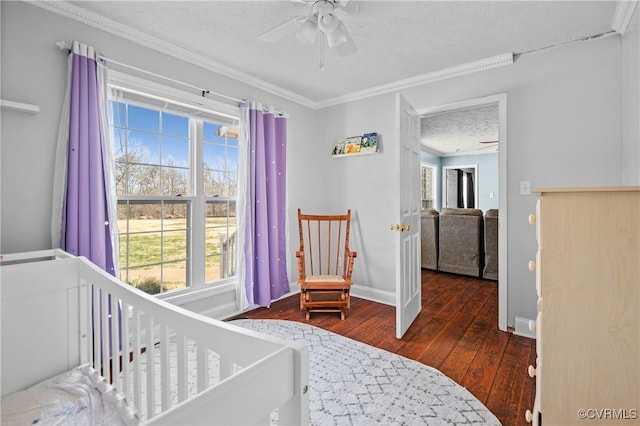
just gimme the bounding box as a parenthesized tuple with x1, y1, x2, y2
(1, 250, 309, 425)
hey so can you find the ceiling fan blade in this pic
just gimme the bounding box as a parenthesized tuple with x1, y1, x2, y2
(258, 16, 305, 43)
(336, 0, 359, 15)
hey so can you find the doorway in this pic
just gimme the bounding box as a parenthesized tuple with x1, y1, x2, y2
(442, 164, 478, 209)
(418, 94, 508, 331)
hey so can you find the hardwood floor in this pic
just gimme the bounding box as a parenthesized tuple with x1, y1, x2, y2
(233, 269, 536, 426)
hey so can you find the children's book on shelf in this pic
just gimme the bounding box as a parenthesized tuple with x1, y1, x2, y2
(344, 136, 362, 154)
(331, 132, 379, 156)
(360, 132, 378, 152)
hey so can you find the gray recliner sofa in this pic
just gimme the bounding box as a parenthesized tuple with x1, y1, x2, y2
(483, 209, 499, 280)
(420, 208, 439, 270)
(438, 208, 484, 277)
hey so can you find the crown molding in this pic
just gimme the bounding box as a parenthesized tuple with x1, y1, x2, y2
(30, 0, 514, 111)
(314, 53, 514, 109)
(27, 0, 318, 109)
(611, 0, 638, 35)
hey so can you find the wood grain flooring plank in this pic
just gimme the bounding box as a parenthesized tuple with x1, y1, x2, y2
(234, 270, 535, 426)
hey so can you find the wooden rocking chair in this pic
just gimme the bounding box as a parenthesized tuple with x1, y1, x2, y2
(296, 209, 357, 320)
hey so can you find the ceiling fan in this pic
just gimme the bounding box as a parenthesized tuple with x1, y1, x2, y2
(258, 0, 359, 68)
(478, 140, 499, 152)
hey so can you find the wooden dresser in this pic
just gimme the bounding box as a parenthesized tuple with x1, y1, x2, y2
(526, 187, 640, 426)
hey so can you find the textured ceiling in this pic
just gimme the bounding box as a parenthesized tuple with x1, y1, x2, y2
(49, 0, 631, 154)
(422, 104, 499, 156)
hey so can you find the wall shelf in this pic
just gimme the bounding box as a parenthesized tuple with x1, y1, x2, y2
(332, 150, 378, 158)
(331, 132, 378, 157)
(0, 99, 40, 114)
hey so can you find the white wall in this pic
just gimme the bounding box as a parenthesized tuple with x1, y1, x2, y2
(622, 6, 640, 185)
(441, 153, 499, 212)
(311, 94, 397, 303)
(321, 34, 630, 327)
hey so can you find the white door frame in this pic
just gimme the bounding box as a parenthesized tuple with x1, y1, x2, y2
(421, 161, 439, 211)
(418, 93, 508, 332)
(442, 164, 478, 209)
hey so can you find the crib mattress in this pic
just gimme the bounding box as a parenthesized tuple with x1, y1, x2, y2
(1, 365, 134, 426)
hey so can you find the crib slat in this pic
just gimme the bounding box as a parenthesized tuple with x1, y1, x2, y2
(220, 353, 232, 382)
(92, 286, 101, 374)
(132, 306, 142, 419)
(121, 301, 130, 405)
(197, 343, 208, 393)
(101, 290, 110, 383)
(177, 335, 187, 403)
(78, 280, 89, 364)
(160, 324, 170, 412)
(111, 293, 121, 389)
(146, 315, 155, 419)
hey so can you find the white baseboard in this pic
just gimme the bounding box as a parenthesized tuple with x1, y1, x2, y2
(351, 284, 395, 306)
(514, 316, 536, 339)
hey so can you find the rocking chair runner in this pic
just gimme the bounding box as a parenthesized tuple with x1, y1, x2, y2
(296, 209, 357, 320)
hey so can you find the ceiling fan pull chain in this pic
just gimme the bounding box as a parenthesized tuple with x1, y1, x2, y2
(319, 34, 326, 71)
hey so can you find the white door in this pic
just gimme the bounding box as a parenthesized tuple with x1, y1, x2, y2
(395, 93, 422, 339)
(446, 168, 458, 208)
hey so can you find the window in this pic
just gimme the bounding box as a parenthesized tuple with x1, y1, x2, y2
(203, 123, 238, 283)
(421, 163, 437, 209)
(109, 88, 239, 295)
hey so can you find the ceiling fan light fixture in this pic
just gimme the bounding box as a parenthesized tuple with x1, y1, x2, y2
(334, 22, 357, 55)
(296, 14, 318, 44)
(326, 22, 348, 48)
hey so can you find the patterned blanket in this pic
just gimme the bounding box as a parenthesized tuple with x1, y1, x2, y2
(232, 319, 501, 426)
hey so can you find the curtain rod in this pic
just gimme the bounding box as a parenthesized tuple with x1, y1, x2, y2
(56, 40, 289, 117)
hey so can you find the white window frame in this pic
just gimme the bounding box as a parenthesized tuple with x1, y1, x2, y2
(420, 162, 438, 211)
(108, 70, 240, 297)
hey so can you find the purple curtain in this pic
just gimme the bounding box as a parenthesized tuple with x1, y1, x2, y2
(59, 46, 115, 276)
(243, 106, 289, 307)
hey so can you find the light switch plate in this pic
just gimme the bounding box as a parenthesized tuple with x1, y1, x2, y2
(520, 181, 531, 195)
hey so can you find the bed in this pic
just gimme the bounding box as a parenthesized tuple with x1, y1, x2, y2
(1, 250, 500, 426)
(0, 250, 309, 425)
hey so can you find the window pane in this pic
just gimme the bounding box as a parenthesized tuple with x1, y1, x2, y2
(127, 266, 163, 294)
(203, 120, 239, 198)
(161, 167, 189, 196)
(162, 112, 189, 138)
(128, 164, 161, 196)
(128, 131, 160, 165)
(227, 145, 238, 175)
(162, 136, 189, 167)
(128, 105, 159, 132)
(204, 170, 235, 197)
(109, 101, 127, 129)
(111, 125, 127, 159)
(205, 201, 236, 283)
(130, 231, 162, 266)
(203, 122, 222, 141)
(163, 260, 187, 292)
(203, 141, 224, 169)
(205, 254, 222, 283)
(117, 201, 190, 294)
